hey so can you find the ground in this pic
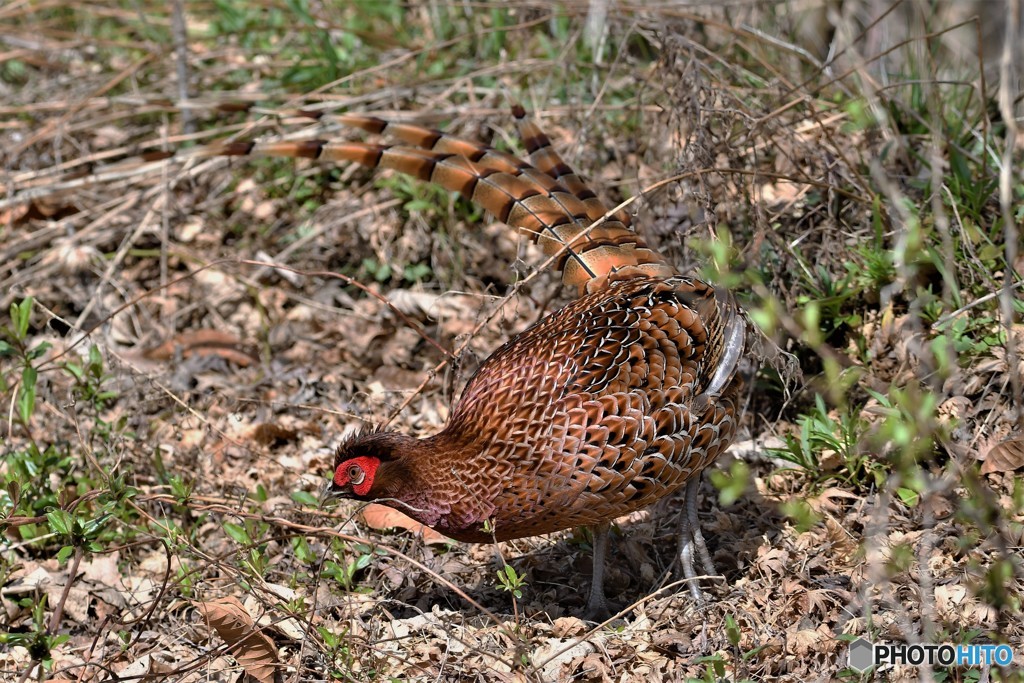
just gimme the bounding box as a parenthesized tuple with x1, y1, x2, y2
(1, 2, 1023, 681)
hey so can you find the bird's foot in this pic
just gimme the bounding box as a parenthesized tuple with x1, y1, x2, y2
(581, 596, 623, 623)
(674, 476, 718, 603)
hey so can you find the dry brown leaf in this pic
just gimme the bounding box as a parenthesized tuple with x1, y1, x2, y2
(142, 330, 258, 366)
(821, 517, 858, 559)
(577, 652, 612, 681)
(249, 422, 299, 447)
(818, 448, 842, 471)
(0, 202, 31, 225)
(176, 216, 205, 243)
(807, 486, 861, 514)
(980, 436, 1024, 474)
(179, 428, 205, 449)
(754, 546, 788, 577)
(388, 289, 442, 318)
(0, 198, 78, 224)
(245, 586, 306, 641)
(551, 616, 587, 638)
(758, 181, 805, 206)
(784, 624, 833, 656)
(81, 553, 121, 587)
(533, 638, 598, 680)
(359, 503, 451, 545)
(802, 589, 836, 616)
(195, 596, 279, 683)
(114, 654, 171, 681)
(934, 583, 968, 619)
(253, 199, 276, 220)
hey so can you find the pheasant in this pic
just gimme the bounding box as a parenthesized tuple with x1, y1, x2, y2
(211, 106, 748, 617)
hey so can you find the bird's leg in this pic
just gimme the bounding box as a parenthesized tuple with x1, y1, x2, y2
(677, 476, 716, 601)
(687, 476, 716, 576)
(583, 522, 612, 620)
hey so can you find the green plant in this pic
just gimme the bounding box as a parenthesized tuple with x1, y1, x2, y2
(861, 387, 939, 478)
(290, 536, 318, 566)
(2, 299, 140, 565)
(290, 489, 319, 507)
(0, 594, 69, 669)
(169, 476, 196, 505)
(708, 460, 749, 506)
(320, 622, 370, 679)
(933, 314, 1007, 360)
(377, 173, 483, 226)
(768, 394, 882, 490)
(725, 614, 741, 647)
(62, 343, 125, 443)
(496, 563, 526, 600)
(695, 653, 729, 682)
(794, 262, 861, 339)
(1, 301, 72, 539)
(495, 555, 528, 623)
(360, 257, 433, 286)
(323, 540, 383, 592)
(847, 240, 896, 298)
(0, 298, 50, 428)
(223, 518, 275, 582)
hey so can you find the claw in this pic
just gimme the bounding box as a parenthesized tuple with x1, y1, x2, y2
(677, 476, 716, 602)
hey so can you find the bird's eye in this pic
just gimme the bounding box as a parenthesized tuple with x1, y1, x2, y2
(347, 465, 364, 485)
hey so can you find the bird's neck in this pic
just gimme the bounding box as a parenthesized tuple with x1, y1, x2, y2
(383, 430, 494, 540)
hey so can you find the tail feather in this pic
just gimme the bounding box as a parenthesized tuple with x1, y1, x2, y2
(210, 140, 595, 276)
(337, 113, 573, 199)
(208, 107, 674, 292)
(511, 105, 632, 227)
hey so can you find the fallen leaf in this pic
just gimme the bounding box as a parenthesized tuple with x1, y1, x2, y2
(120, 576, 159, 620)
(980, 436, 1024, 474)
(176, 216, 205, 243)
(807, 486, 861, 514)
(81, 552, 121, 586)
(110, 652, 174, 681)
(551, 616, 587, 638)
(115, 655, 157, 681)
(90, 124, 131, 147)
(533, 637, 597, 680)
(935, 583, 967, 618)
(0, 202, 30, 224)
(249, 422, 299, 447)
(785, 624, 832, 656)
(359, 503, 452, 545)
(388, 289, 442, 318)
(245, 585, 306, 641)
(142, 330, 258, 366)
(2, 566, 52, 595)
(754, 546, 789, 577)
(195, 596, 279, 683)
(0, 198, 79, 224)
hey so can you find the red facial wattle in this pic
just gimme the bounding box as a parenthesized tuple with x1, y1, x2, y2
(333, 456, 380, 497)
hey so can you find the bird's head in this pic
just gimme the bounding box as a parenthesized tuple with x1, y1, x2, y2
(326, 429, 414, 501)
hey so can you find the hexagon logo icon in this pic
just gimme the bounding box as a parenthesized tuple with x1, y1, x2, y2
(848, 638, 875, 673)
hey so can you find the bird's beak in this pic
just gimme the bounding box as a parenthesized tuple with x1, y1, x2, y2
(320, 481, 346, 505)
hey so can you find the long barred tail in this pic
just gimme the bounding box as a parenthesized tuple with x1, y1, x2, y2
(204, 107, 674, 293)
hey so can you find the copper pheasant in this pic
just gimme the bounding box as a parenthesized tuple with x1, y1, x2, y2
(211, 107, 748, 617)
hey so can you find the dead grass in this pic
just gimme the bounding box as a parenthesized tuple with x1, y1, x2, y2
(1, 1, 1023, 681)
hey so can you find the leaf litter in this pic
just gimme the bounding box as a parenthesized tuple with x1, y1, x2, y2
(2, 6, 1022, 682)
